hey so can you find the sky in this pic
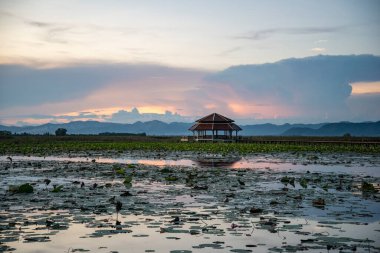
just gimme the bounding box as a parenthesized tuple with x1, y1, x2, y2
(0, 0, 379, 125)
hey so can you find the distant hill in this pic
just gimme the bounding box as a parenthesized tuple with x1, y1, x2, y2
(282, 121, 380, 136)
(0, 120, 192, 136)
(242, 123, 325, 136)
(0, 120, 379, 136)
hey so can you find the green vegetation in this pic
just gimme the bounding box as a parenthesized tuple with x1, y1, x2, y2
(99, 132, 146, 136)
(115, 168, 125, 175)
(361, 181, 378, 193)
(123, 175, 133, 184)
(0, 130, 12, 136)
(52, 185, 64, 193)
(0, 135, 379, 155)
(9, 183, 34, 193)
(55, 128, 67, 136)
(165, 176, 179, 182)
(160, 168, 172, 173)
(281, 176, 295, 187)
(299, 177, 308, 188)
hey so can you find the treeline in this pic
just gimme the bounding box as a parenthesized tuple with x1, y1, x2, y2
(0, 129, 146, 137)
(99, 132, 146, 136)
(0, 131, 11, 136)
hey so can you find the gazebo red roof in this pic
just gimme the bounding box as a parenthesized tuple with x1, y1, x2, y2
(189, 113, 242, 131)
(196, 113, 234, 123)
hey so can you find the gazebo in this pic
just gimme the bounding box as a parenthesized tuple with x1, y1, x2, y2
(189, 113, 242, 142)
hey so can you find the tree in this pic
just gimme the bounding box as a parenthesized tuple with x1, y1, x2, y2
(55, 128, 67, 136)
(343, 133, 351, 138)
(0, 130, 12, 136)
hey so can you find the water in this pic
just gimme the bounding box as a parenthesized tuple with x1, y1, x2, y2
(7, 212, 380, 253)
(1, 155, 379, 176)
(1, 154, 379, 252)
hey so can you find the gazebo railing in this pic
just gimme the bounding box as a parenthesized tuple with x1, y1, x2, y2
(195, 135, 236, 140)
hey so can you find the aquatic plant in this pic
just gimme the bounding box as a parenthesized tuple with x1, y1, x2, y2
(52, 185, 63, 193)
(361, 181, 377, 193)
(280, 176, 295, 187)
(1, 152, 379, 252)
(44, 179, 51, 188)
(249, 207, 263, 214)
(6, 156, 12, 164)
(308, 155, 319, 160)
(312, 198, 325, 208)
(165, 176, 178, 182)
(123, 175, 133, 184)
(115, 201, 122, 225)
(1, 136, 379, 155)
(115, 168, 125, 175)
(120, 191, 133, 197)
(299, 177, 308, 188)
(9, 183, 34, 193)
(160, 168, 172, 173)
(19, 183, 34, 193)
(322, 184, 329, 191)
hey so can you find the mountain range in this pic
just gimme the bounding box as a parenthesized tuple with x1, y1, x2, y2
(1, 120, 380, 136)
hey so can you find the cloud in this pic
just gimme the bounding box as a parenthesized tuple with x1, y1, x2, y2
(347, 93, 380, 121)
(1, 55, 380, 124)
(236, 26, 345, 40)
(207, 54, 380, 122)
(45, 26, 72, 44)
(28, 112, 102, 121)
(0, 108, 192, 125)
(0, 63, 209, 109)
(218, 47, 242, 56)
(315, 39, 328, 43)
(0, 64, 110, 108)
(0, 10, 138, 46)
(311, 47, 326, 52)
(0, 10, 56, 29)
(26, 21, 53, 28)
(108, 108, 192, 123)
(0, 111, 105, 126)
(351, 81, 380, 94)
(0, 63, 209, 125)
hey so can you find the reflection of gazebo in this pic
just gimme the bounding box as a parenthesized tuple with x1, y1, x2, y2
(189, 113, 242, 142)
(193, 156, 242, 167)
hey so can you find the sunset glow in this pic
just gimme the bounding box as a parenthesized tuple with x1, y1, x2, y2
(351, 81, 380, 94)
(0, 1, 379, 125)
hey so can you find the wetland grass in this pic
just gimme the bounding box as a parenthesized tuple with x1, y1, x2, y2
(1, 136, 379, 155)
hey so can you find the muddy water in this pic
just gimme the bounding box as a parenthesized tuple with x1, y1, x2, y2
(0, 153, 379, 252)
(1, 154, 379, 176)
